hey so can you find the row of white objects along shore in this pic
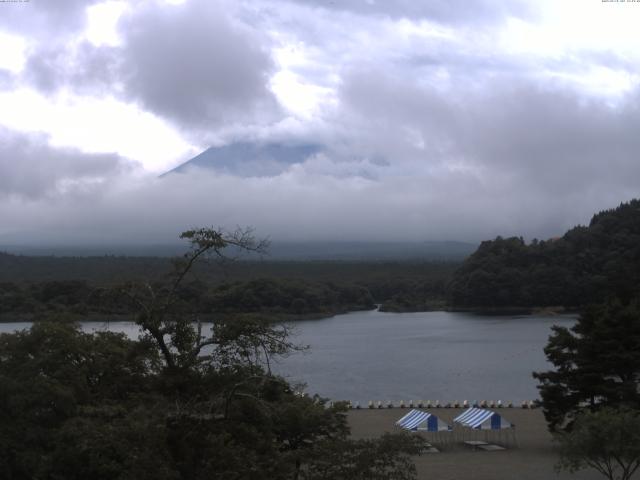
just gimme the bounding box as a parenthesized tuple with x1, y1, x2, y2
(345, 400, 538, 409)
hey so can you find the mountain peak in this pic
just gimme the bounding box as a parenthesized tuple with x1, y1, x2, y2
(162, 142, 323, 178)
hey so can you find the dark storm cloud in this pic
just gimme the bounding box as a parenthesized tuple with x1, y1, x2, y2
(0, 128, 132, 199)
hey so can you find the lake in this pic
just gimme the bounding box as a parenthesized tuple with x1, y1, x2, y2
(0, 310, 574, 403)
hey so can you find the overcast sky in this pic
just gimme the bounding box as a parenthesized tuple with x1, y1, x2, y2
(1, 0, 639, 245)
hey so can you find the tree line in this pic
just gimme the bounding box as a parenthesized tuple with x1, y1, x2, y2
(0, 277, 376, 321)
(449, 199, 640, 309)
(0, 258, 456, 319)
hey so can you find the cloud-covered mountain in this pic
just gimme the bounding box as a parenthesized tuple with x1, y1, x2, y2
(1, 0, 640, 247)
(163, 142, 323, 178)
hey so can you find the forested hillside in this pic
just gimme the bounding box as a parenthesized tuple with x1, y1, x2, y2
(0, 278, 376, 321)
(0, 254, 457, 319)
(449, 199, 640, 309)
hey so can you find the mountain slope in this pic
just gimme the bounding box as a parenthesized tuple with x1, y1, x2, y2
(163, 142, 323, 177)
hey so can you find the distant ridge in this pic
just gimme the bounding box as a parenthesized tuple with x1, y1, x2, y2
(265, 241, 476, 261)
(0, 241, 477, 261)
(162, 142, 323, 177)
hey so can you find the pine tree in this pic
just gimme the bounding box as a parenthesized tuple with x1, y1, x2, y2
(534, 298, 640, 431)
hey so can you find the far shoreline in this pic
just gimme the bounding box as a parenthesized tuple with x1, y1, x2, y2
(0, 306, 580, 324)
(380, 304, 580, 316)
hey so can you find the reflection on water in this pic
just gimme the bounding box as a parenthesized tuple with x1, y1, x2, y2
(0, 310, 574, 403)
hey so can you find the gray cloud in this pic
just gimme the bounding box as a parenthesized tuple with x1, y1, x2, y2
(284, 0, 534, 24)
(12, 0, 280, 137)
(0, 70, 14, 89)
(4, 76, 640, 245)
(327, 67, 640, 235)
(1, 0, 639, 246)
(457, 86, 640, 193)
(0, 156, 630, 247)
(1, 1, 118, 99)
(24, 56, 628, 246)
(117, 0, 280, 130)
(0, 0, 95, 38)
(0, 128, 133, 200)
(2, 1, 118, 98)
(23, 42, 120, 95)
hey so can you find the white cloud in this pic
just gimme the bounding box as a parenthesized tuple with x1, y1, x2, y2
(0, 30, 27, 73)
(84, 1, 128, 47)
(270, 70, 337, 119)
(0, 126, 131, 200)
(0, 88, 197, 172)
(1, 0, 640, 244)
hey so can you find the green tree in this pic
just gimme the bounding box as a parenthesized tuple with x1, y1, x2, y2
(0, 322, 162, 479)
(556, 407, 640, 480)
(448, 199, 640, 309)
(120, 227, 420, 479)
(120, 226, 270, 372)
(1, 227, 421, 480)
(533, 298, 640, 431)
(301, 432, 422, 480)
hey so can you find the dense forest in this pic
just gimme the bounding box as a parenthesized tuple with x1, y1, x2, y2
(449, 199, 640, 309)
(0, 278, 374, 321)
(4, 199, 639, 319)
(0, 229, 421, 479)
(0, 252, 457, 286)
(0, 255, 456, 320)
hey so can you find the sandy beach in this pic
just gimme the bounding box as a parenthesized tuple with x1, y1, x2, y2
(348, 408, 604, 480)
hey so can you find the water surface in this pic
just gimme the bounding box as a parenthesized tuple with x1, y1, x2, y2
(0, 310, 573, 403)
(276, 310, 573, 403)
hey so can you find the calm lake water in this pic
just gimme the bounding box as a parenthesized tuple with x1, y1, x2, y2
(0, 310, 574, 403)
